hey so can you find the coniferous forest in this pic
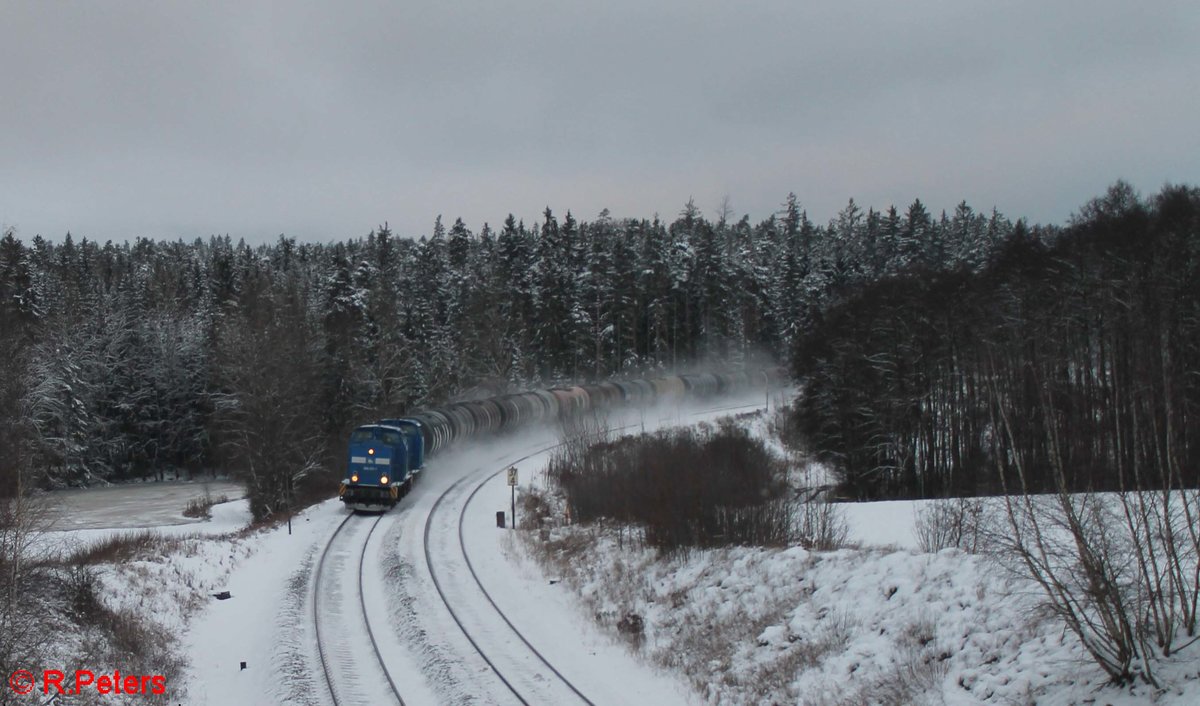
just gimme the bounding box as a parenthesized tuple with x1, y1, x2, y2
(794, 183, 1200, 501)
(1, 183, 1195, 518)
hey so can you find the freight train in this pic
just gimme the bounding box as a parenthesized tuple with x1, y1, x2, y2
(339, 370, 783, 511)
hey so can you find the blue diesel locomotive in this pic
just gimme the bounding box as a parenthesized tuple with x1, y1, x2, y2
(339, 419, 425, 511)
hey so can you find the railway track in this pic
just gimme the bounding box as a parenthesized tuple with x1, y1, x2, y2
(307, 398, 766, 705)
(458, 455, 597, 705)
(420, 401, 766, 705)
(423, 440, 593, 706)
(313, 513, 407, 706)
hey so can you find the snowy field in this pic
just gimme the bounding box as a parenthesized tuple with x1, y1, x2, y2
(33, 393, 1200, 705)
(44, 479, 245, 531)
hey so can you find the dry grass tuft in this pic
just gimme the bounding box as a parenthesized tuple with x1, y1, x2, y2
(183, 492, 229, 519)
(63, 530, 187, 566)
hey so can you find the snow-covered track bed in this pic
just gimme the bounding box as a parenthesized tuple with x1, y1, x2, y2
(313, 513, 407, 706)
(423, 442, 595, 705)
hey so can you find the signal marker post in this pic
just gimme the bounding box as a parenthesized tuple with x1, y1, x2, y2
(506, 466, 518, 530)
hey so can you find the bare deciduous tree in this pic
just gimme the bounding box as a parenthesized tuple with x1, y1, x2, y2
(0, 495, 56, 706)
(213, 282, 328, 522)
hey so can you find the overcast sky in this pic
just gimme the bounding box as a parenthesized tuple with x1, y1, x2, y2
(2, 1, 1197, 244)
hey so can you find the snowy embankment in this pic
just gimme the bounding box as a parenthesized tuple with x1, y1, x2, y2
(33, 479, 254, 632)
(516, 411, 1200, 706)
(521, 530, 1072, 705)
(11, 481, 254, 706)
(32, 479, 353, 705)
(82, 498, 257, 633)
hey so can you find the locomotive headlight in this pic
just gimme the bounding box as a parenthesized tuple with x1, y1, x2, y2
(351, 474, 359, 482)
(380, 475, 389, 485)
(368, 448, 375, 456)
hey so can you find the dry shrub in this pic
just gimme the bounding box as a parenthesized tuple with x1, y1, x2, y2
(64, 564, 103, 620)
(986, 488, 1200, 688)
(519, 487, 553, 530)
(798, 496, 849, 551)
(783, 611, 856, 672)
(182, 490, 229, 519)
(680, 604, 859, 703)
(528, 526, 595, 576)
(3, 498, 185, 706)
(2, 495, 59, 706)
(768, 400, 806, 454)
(860, 641, 950, 706)
(616, 611, 645, 647)
(807, 613, 949, 706)
(915, 497, 985, 553)
(547, 422, 797, 553)
(65, 562, 184, 705)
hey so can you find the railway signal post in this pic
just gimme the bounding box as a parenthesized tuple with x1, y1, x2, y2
(507, 466, 518, 530)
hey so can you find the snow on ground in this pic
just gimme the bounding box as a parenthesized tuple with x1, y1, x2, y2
(89, 498, 258, 636)
(840, 499, 927, 550)
(9, 494, 255, 705)
(34, 392, 1199, 705)
(30, 480, 249, 565)
(44, 478, 245, 530)
(25, 396, 768, 705)
(183, 393, 770, 705)
(514, 410, 1200, 706)
(185, 499, 343, 706)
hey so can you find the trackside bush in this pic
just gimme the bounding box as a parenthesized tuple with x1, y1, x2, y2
(547, 423, 795, 553)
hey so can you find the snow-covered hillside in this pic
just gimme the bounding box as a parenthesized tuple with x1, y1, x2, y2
(514, 411, 1200, 706)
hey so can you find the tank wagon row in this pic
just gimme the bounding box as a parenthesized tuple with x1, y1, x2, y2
(339, 369, 786, 511)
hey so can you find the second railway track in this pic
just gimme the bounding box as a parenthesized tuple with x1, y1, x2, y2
(423, 440, 595, 706)
(419, 401, 765, 705)
(313, 513, 407, 706)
